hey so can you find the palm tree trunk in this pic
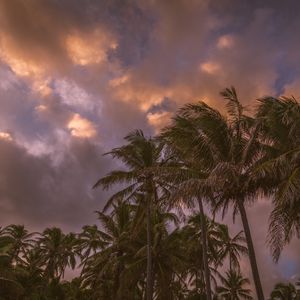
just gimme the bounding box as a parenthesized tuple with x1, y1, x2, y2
(198, 198, 212, 300)
(237, 201, 264, 300)
(229, 254, 233, 272)
(114, 250, 123, 299)
(146, 192, 154, 300)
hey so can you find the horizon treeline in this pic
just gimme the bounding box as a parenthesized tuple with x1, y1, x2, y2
(1, 87, 300, 300)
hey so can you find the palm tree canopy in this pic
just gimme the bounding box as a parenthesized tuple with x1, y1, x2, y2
(93, 130, 172, 212)
(216, 269, 253, 300)
(255, 96, 300, 261)
(269, 282, 298, 300)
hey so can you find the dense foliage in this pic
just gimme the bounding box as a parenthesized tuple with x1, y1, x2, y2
(0, 211, 253, 299)
(1, 87, 300, 299)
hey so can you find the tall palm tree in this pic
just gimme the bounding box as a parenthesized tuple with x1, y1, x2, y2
(93, 130, 171, 300)
(255, 96, 300, 261)
(161, 128, 216, 300)
(215, 269, 253, 300)
(269, 282, 298, 300)
(162, 87, 265, 299)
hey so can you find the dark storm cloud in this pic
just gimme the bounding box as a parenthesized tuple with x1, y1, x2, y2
(0, 137, 112, 232)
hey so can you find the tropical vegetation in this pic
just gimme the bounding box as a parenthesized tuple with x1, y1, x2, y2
(1, 87, 300, 299)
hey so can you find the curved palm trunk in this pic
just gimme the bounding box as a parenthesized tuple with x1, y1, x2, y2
(197, 198, 212, 300)
(237, 201, 264, 300)
(146, 192, 154, 300)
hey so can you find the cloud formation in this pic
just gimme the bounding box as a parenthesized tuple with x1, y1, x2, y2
(67, 113, 97, 138)
(0, 0, 300, 294)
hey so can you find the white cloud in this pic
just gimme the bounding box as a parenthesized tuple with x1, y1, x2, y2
(54, 79, 95, 112)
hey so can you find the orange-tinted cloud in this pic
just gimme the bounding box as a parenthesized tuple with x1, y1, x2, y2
(0, 0, 117, 98)
(67, 113, 97, 138)
(66, 29, 117, 66)
(0, 132, 13, 142)
(146, 111, 173, 133)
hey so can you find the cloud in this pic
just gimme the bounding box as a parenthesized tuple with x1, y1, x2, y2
(283, 78, 300, 98)
(54, 79, 96, 112)
(66, 29, 117, 66)
(0, 132, 13, 142)
(146, 111, 173, 133)
(67, 113, 97, 138)
(0, 136, 112, 231)
(0, 0, 300, 293)
(200, 61, 221, 75)
(0, 0, 118, 98)
(217, 35, 235, 49)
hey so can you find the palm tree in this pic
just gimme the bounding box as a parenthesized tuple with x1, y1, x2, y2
(255, 96, 300, 261)
(269, 282, 298, 300)
(0, 235, 25, 300)
(132, 209, 186, 300)
(78, 225, 104, 259)
(2, 225, 36, 264)
(81, 201, 139, 299)
(37, 227, 77, 281)
(152, 227, 187, 300)
(215, 270, 253, 300)
(18, 247, 46, 299)
(161, 127, 216, 300)
(93, 130, 171, 300)
(77, 225, 105, 274)
(62, 277, 94, 300)
(216, 225, 248, 271)
(162, 87, 265, 299)
(181, 214, 225, 297)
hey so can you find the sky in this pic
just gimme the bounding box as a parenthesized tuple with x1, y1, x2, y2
(0, 0, 300, 294)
